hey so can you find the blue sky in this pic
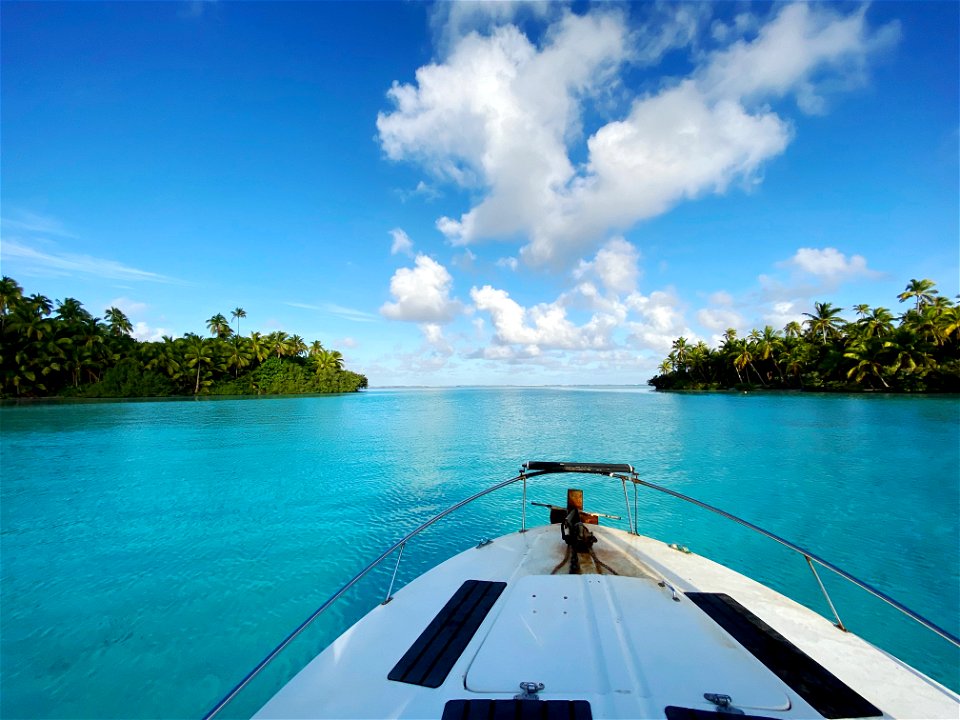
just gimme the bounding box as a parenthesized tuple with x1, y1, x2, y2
(2, 1, 957, 386)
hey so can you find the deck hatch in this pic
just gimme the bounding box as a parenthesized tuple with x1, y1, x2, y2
(388, 579, 506, 688)
(441, 699, 592, 720)
(685, 592, 883, 719)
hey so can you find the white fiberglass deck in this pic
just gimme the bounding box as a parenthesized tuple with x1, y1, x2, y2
(255, 524, 959, 720)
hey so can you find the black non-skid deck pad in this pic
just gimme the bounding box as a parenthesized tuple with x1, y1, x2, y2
(442, 699, 593, 720)
(388, 579, 506, 688)
(685, 592, 882, 718)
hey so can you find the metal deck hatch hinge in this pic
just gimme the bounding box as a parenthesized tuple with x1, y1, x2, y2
(657, 579, 681, 602)
(704, 693, 744, 714)
(515, 682, 545, 700)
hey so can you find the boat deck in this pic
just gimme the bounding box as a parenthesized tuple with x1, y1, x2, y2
(255, 524, 959, 720)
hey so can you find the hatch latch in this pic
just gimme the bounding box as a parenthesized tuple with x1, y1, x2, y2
(515, 682, 545, 700)
(704, 693, 744, 714)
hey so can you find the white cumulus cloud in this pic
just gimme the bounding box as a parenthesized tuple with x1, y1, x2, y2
(697, 307, 745, 332)
(133, 322, 171, 342)
(781, 247, 875, 279)
(764, 300, 807, 330)
(421, 323, 454, 356)
(470, 285, 616, 351)
(573, 236, 641, 295)
(626, 290, 696, 353)
(378, 10, 631, 258)
(378, 4, 898, 267)
(381, 254, 462, 323)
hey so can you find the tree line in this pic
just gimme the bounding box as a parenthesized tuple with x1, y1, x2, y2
(649, 279, 959, 393)
(0, 277, 368, 398)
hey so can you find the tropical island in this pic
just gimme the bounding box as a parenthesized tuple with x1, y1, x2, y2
(0, 276, 367, 399)
(649, 279, 959, 393)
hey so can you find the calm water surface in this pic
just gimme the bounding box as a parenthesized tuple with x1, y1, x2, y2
(1, 388, 958, 718)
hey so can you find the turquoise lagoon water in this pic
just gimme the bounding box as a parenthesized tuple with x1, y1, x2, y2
(1, 388, 958, 718)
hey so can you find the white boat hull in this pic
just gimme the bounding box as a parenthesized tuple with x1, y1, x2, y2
(256, 524, 959, 719)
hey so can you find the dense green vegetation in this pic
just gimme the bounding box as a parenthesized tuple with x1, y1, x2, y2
(649, 279, 959, 393)
(0, 277, 367, 398)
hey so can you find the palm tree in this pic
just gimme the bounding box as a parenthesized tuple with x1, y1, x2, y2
(883, 330, 930, 379)
(922, 298, 954, 347)
(104, 307, 134, 337)
(289, 334, 307, 357)
(852, 304, 871, 319)
(184, 334, 214, 394)
(688, 341, 710, 381)
(55, 297, 93, 324)
(249, 331, 269, 363)
(309, 340, 325, 356)
(844, 339, 889, 389)
(783, 345, 808, 388)
(157, 336, 182, 380)
(9, 348, 47, 396)
(754, 326, 784, 382)
(858, 307, 895, 339)
(898, 278, 938, 311)
(226, 337, 253, 378)
(0, 276, 23, 330)
(784, 321, 803, 339)
(8, 304, 54, 341)
(728, 340, 750, 384)
(671, 337, 689, 373)
(62, 333, 104, 387)
(942, 306, 960, 345)
(313, 348, 345, 374)
(900, 305, 941, 347)
(665, 351, 678, 372)
(231, 307, 246, 337)
(266, 331, 291, 358)
(803, 302, 845, 344)
(206, 313, 232, 339)
(26, 294, 53, 317)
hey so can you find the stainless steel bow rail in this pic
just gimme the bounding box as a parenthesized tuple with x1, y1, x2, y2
(203, 461, 960, 720)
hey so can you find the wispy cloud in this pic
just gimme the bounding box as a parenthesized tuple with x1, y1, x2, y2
(389, 228, 414, 256)
(324, 303, 378, 323)
(285, 301, 378, 323)
(178, 0, 216, 20)
(285, 302, 324, 311)
(0, 238, 179, 284)
(1, 211, 78, 238)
